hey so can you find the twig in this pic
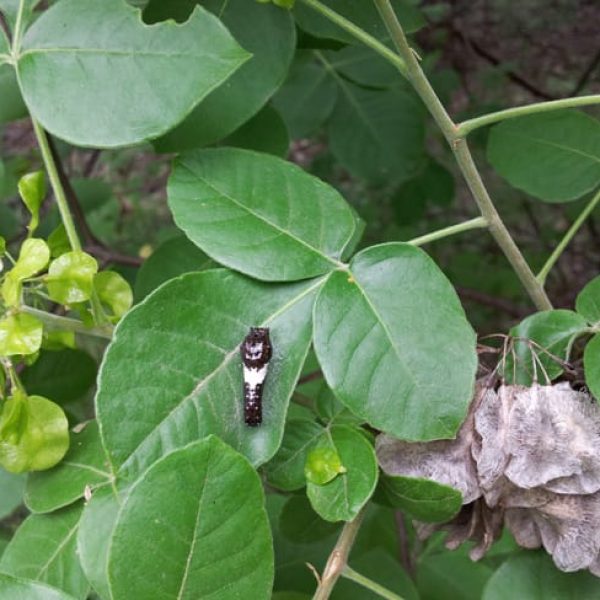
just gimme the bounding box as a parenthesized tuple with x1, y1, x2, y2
(342, 565, 405, 600)
(313, 508, 367, 600)
(571, 47, 600, 96)
(298, 370, 323, 386)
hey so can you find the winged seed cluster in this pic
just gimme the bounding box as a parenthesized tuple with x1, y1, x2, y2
(376, 382, 600, 576)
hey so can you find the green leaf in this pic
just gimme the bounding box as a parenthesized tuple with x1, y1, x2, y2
(378, 474, 462, 522)
(417, 549, 493, 600)
(323, 46, 399, 89)
(327, 80, 425, 184)
(487, 111, 600, 202)
(0, 65, 28, 124)
(47, 225, 70, 259)
(17, 0, 250, 148)
(223, 104, 290, 157)
(134, 235, 215, 301)
(314, 243, 477, 440)
(46, 251, 98, 305)
(279, 495, 340, 543)
(0, 393, 69, 473)
(0, 0, 41, 30)
(305, 439, 346, 485)
(505, 309, 588, 385)
(306, 425, 378, 522)
(168, 148, 358, 281)
(97, 270, 320, 479)
(149, 0, 295, 151)
(264, 418, 324, 491)
(0, 312, 43, 356)
(0, 574, 78, 600)
(93, 271, 133, 318)
(107, 436, 274, 599)
(1, 238, 50, 306)
(584, 333, 600, 401)
(294, 0, 425, 43)
(272, 54, 338, 138)
(576, 275, 600, 323)
(77, 485, 123, 600)
(315, 383, 363, 425)
(18, 171, 46, 235)
(0, 468, 25, 518)
(25, 421, 110, 513)
(482, 552, 600, 600)
(21, 349, 96, 406)
(0, 503, 88, 599)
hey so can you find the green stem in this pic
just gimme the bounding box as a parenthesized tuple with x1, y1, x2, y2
(342, 566, 405, 600)
(372, 0, 552, 311)
(31, 119, 82, 252)
(313, 508, 366, 600)
(407, 216, 488, 246)
(21, 305, 113, 340)
(299, 0, 408, 78)
(536, 187, 600, 285)
(10, 0, 26, 56)
(457, 95, 600, 137)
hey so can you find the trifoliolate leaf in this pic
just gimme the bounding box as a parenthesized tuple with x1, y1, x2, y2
(327, 79, 425, 184)
(584, 334, 600, 401)
(106, 437, 274, 599)
(0, 503, 88, 599)
(378, 474, 462, 522)
(149, 0, 296, 151)
(25, 421, 111, 513)
(167, 148, 358, 281)
(264, 418, 324, 491)
(314, 243, 477, 440)
(0, 393, 69, 473)
(16, 0, 250, 147)
(306, 425, 378, 522)
(97, 270, 320, 479)
(505, 309, 588, 385)
(46, 251, 98, 305)
(134, 235, 215, 302)
(576, 275, 600, 324)
(487, 110, 600, 202)
(482, 552, 600, 600)
(0, 573, 78, 600)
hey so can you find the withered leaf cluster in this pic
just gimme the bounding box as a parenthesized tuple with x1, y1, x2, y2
(376, 382, 600, 576)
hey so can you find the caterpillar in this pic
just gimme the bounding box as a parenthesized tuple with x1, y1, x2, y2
(240, 327, 272, 426)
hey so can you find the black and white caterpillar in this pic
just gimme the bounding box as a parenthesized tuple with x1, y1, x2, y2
(240, 327, 272, 426)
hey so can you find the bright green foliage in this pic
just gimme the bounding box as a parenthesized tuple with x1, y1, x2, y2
(168, 148, 359, 281)
(26, 421, 109, 513)
(314, 243, 477, 440)
(487, 111, 600, 202)
(0, 312, 43, 356)
(17, 171, 46, 235)
(93, 271, 133, 319)
(1, 238, 50, 306)
(96, 270, 319, 478)
(378, 474, 462, 522)
(0, 391, 69, 473)
(505, 309, 588, 385)
(0, 503, 88, 599)
(106, 437, 274, 599)
(305, 442, 346, 485)
(15, 0, 250, 147)
(150, 0, 296, 151)
(306, 425, 378, 522)
(46, 251, 98, 305)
